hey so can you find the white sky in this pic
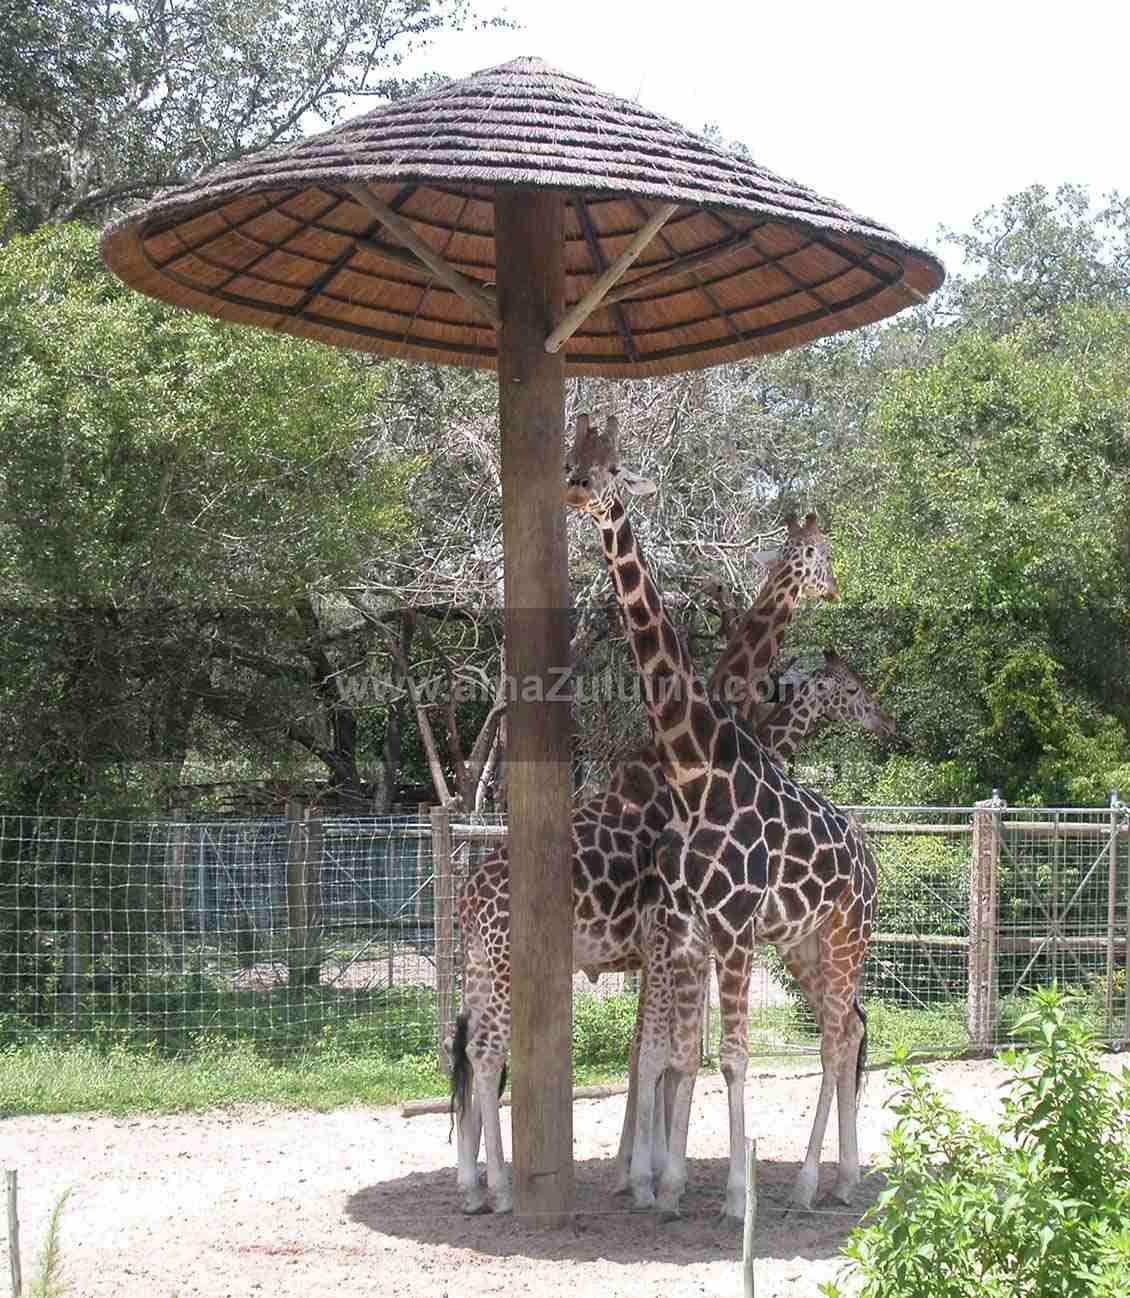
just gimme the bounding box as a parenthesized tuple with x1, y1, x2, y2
(398, 0, 1127, 265)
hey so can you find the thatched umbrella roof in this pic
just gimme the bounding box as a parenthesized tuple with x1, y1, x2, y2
(101, 57, 943, 377)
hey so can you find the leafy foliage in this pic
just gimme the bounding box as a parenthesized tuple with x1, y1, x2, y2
(812, 307, 1130, 803)
(823, 988, 1130, 1298)
(0, 0, 507, 231)
(0, 221, 414, 808)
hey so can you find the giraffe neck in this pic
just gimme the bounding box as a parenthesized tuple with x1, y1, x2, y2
(756, 677, 827, 765)
(597, 499, 717, 808)
(709, 562, 802, 719)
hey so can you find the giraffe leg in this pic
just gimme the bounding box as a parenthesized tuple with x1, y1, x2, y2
(656, 927, 711, 1220)
(613, 964, 647, 1195)
(452, 921, 494, 1213)
(627, 914, 678, 1210)
(461, 970, 513, 1214)
(475, 1049, 511, 1213)
(778, 919, 867, 1209)
(831, 1002, 866, 1205)
(613, 970, 670, 1196)
(455, 1068, 486, 1213)
(830, 962, 867, 1203)
(715, 943, 754, 1221)
(775, 934, 824, 1207)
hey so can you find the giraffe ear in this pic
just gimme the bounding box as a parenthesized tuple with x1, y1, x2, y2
(616, 467, 657, 496)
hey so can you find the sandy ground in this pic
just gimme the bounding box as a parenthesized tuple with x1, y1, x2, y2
(5, 1054, 1126, 1298)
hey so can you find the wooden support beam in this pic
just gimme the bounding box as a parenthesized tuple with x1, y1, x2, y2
(544, 201, 678, 353)
(355, 236, 498, 305)
(346, 183, 501, 329)
(573, 193, 638, 363)
(496, 188, 575, 1227)
(605, 224, 768, 304)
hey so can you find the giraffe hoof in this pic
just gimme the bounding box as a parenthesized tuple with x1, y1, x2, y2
(629, 1181, 657, 1211)
(611, 1178, 632, 1197)
(658, 1207, 682, 1223)
(461, 1193, 490, 1216)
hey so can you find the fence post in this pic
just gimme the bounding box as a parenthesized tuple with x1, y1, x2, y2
(701, 966, 712, 1063)
(60, 909, 93, 1025)
(741, 1138, 757, 1298)
(432, 804, 455, 1073)
(287, 800, 322, 990)
(1104, 790, 1120, 1032)
(163, 807, 186, 973)
(968, 790, 1004, 1049)
(6, 1168, 21, 1298)
(415, 801, 430, 921)
(305, 805, 323, 988)
(1121, 793, 1130, 1043)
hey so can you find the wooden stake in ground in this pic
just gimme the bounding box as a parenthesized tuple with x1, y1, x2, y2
(741, 1140, 757, 1298)
(6, 1169, 21, 1298)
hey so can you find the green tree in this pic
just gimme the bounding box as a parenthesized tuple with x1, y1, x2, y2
(810, 308, 1130, 803)
(939, 183, 1130, 336)
(0, 0, 507, 232)
(0, 221, 415, 809)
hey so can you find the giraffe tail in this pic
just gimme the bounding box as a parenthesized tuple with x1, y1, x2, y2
(449, 1011, 473, 1131)
(448, 1011, 507, 1139)
(853, 995, 868, 1098)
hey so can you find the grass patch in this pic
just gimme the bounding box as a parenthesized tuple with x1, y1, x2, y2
(0, 1037, 448, 1115)
(0, 991, 1014, 1117)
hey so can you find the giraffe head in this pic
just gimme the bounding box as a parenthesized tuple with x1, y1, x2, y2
(777, 512, 839, 602)
(815, 649, 896, 735)
(564, 414, 656, 517)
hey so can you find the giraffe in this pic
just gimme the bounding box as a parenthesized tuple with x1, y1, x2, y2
(707, 513, 839, 726)
(447, 522, 851, 1214)
(564, 413, 877, 1219)
(757, 651, 896, 768)
(611, 650, 894, 1192)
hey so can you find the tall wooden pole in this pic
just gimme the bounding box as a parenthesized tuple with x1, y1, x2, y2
(495, 189, 575, 1225)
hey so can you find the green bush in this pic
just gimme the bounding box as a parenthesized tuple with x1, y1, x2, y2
(823, 987, 1130, 1298)
(571, 992, 638, 1065)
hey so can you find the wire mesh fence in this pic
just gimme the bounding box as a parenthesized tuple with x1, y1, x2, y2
(2, 796, 1126, 1068)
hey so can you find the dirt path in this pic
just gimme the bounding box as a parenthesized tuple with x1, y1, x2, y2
(4, 1056, 1124, 1298)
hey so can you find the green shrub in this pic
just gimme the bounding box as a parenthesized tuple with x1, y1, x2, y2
(571, 993, 638, 1066)
(822, 987, 1130, 1298)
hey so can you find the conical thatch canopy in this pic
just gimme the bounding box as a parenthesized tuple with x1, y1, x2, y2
(101, 57, 943, 377)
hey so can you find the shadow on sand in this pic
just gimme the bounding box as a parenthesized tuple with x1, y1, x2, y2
(345, 1153, 883, 1268)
